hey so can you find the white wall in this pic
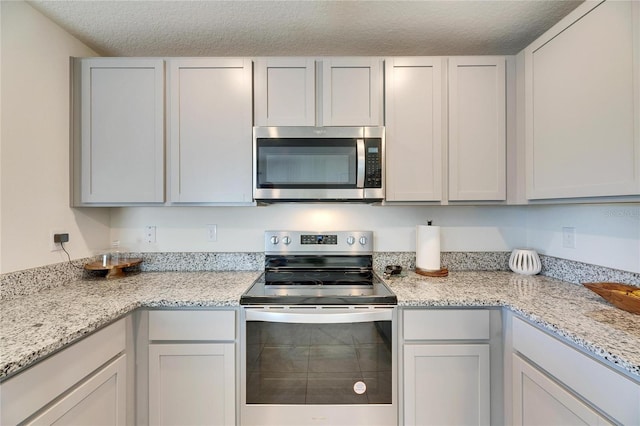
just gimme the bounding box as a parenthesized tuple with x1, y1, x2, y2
(0, 1, 110, 273)
(111, 203, 640, 274)
(526, 203, 640, 273)
(110, 204, 528, 252)
(0, 0, 4, 271)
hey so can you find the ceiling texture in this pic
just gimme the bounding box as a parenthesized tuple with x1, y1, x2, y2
(27, 0, 584, 57)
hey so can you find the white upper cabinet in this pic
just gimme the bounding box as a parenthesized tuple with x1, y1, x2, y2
(448, 57, 506, 201)
(524, 0, 640, 199)
(254, 57, 383, 127)
(254, 57, 316, 126)
(385, 57, 444, 201)
(322, 57, 383, 126)
(75, 58, 165, 205)
(168, 58, 253, 203)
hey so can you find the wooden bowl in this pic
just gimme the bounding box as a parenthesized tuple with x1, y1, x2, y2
(582, 282, 640, 315)
(85, 258, 142, 279)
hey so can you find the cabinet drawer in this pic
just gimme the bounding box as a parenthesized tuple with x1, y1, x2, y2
(403, 309, 490, 340)
(513, 317, 640, 425)
(149, 310, 235, 341)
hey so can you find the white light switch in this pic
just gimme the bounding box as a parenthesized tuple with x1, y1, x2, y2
(207, 224, 217, 242)
(562, 227, 576, 249)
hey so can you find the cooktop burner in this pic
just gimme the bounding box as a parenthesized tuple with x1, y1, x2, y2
(240, 231, 397, 305)
(240, 271, 396, 305)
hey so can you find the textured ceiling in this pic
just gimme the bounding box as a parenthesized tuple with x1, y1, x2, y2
(27, 0, 584, 57)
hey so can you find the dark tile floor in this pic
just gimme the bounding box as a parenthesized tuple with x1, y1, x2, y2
(246, 322, 392, 404)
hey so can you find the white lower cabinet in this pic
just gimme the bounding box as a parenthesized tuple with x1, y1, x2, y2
(512, 354, 611, 425)
(404, 343, 490, 425)
(401, 309, 496, 426)
(147, 310, 236, 426)
(148, 343, 235, 426)
(0, 319, 127, 425)
(510, 316, 640, 425)
(25, 355, 127, 426)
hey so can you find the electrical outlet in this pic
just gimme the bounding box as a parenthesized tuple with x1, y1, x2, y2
(50, 229, 67, 251)
(145, 226, 156, 243)
(562, 227, 576, 249)
(207, 224, 217, 242)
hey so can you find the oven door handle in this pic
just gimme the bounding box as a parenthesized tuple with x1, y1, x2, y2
(245, 308, 392, 324)
(356, 138, 365, 188)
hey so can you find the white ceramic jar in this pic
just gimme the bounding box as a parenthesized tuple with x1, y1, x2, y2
(509, 248, 542, 275)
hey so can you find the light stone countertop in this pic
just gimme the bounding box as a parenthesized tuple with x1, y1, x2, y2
(388, 271, 640, 380)
(1, 270, 639, 382)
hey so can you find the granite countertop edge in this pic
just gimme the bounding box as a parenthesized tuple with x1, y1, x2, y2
(398, 299, 640, 378)
(1, 270, 639, 382)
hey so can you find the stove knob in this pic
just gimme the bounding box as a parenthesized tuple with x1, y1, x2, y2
(270, 236, 279, 245)
(282, 236, 292, 245)
(359, 236, 368, 246)
(346, 236, 356, 245)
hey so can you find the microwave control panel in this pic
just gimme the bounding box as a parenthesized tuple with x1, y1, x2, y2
(364, 139, 382, 188)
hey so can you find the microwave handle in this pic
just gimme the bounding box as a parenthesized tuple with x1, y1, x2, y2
(356, 139, 365, 188)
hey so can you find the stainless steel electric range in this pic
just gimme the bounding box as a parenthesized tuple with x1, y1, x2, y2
(240, 231, 397, 426)
(240, 231, 396, 305)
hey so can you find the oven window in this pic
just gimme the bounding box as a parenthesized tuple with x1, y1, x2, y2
(245, 321, 392, 405)
(256, 139, 357, 188)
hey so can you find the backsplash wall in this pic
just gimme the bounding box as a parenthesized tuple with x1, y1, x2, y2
(110, 203, 639, 274)
(110, 204, 527, 252)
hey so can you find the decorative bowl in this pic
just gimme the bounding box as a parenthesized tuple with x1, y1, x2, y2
(509, 249, 541, 275)
(583, 282, 640, 315)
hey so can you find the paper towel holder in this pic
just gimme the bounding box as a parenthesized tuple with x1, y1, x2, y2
(415, 266, 449, 277)
(415, 220, 448, 277)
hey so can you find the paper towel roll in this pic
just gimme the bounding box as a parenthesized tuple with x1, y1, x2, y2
(416, 224, 441, 271)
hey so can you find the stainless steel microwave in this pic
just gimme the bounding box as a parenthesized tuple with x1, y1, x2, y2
(253, 126, 385, 202)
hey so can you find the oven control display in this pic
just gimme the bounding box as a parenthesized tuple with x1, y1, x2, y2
(301, 234, 338, 245)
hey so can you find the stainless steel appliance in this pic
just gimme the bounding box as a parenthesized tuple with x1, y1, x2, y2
(253, 127, 385, 202)
(240, 231, 397, 426)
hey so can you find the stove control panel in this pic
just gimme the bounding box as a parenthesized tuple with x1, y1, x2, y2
(265, 231, 373, 254)
(301, 234, 338, 245)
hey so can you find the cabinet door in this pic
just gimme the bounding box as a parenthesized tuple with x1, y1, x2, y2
(449, 57, 506, 201)
(25, 355, 126, 426)
(149, 343, 235, 426)
(254, 57, 316, 126)
(385, 57, 444, 201)
(0, 319, 126, 425)
(79, 58, 164, 204)
(512, 355, 612, 425)
(512, 316, 640, 425)
(168, 58, 253, 203)
(525, 0, 640, 199)
(322, 57, 383, 126)
(404, 343, 490, 426)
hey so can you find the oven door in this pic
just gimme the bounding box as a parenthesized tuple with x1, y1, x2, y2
(241, 306, 397, 426)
